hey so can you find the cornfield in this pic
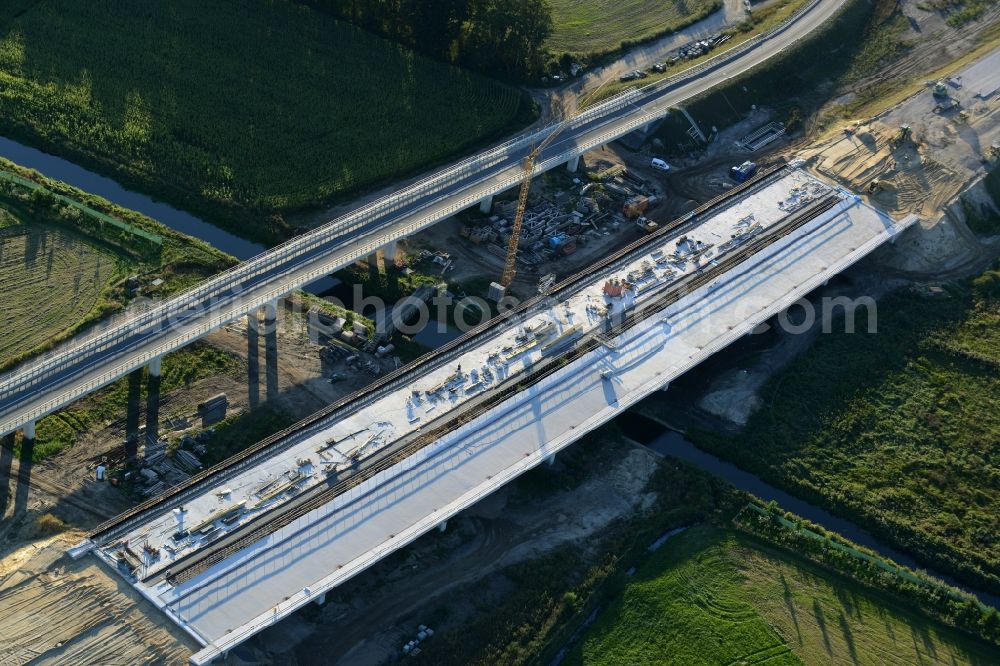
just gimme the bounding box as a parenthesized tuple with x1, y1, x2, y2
(0, 0, 525, 233)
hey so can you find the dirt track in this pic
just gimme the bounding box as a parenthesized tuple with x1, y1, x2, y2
(0, 534, 196, 665)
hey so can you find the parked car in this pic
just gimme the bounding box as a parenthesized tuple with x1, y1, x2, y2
(650, 158, 671, 172)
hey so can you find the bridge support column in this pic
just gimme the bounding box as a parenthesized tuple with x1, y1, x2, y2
(125, 368, 143, 463)
(479, 194, 493, 213)
(437, 520, 447, 533)
(315, 591, 326, 606)
(545, 453, 556, 466)
(146, 357, 162, 444)
(22, 420, 35, 445)
(566, 155, 580, 173)
(660, 381, 670, 392)
(643, 122, 651, 133)
(248, 310, 261, 409)
(264, 300, 280, 400)
(383, 240, 397, 263)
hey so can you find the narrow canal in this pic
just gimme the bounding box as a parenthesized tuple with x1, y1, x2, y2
(0, 136, 267, 260)
(615, 410, 1000, 610)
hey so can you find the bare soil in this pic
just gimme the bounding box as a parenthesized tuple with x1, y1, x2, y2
(0, 533, 197, 665)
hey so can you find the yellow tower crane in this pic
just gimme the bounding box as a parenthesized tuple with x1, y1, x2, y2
(500, 122, 570, 287)
(499, 79, 615, 289)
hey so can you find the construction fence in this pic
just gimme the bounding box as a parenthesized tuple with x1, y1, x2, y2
(0, 168, 162, 257)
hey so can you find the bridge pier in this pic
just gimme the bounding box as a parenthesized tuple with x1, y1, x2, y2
(247, 310, 261, 409)
(21, 420, 35, 446)
(264, 300, 280, 400)
(437, 520, 447, 532)
(545, 453, 556, 466)
(146, 357, 162, 444)
(383, 240, 397, 263)
(125, 368, 143, 463)
(566, 155, 580, 173)
(659, 381, 670, 392)
(479, 194, 493, 213)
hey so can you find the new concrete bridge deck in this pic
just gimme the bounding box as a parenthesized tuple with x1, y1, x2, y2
(82, 168, 915, 663)
(0, 0, 848, 440)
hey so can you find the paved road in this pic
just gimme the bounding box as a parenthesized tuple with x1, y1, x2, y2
(0, 0, 846, 437)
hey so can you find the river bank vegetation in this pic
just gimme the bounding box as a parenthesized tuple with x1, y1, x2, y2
(407, 436, 999, 665)
(692, 263, 1000, 595)
(0, 157, 234, 372)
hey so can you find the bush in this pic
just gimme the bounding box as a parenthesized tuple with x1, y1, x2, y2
(33, 513, 67, 537)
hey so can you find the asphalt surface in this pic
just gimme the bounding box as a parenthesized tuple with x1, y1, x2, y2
(0, 0, 847, 436)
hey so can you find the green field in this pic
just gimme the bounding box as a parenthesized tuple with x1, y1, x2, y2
(567, 526, 999, 665)
(0, 211, 122, 370)
(546, 0, 721, 57)
(0, 0, 528, 241)
(0, 158, 234, 372)
(690, 268, 1000, 594)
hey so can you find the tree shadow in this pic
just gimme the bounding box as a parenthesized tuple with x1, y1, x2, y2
(837, 610, 859, 664)
(780, 573, 802, 643)
(911, 623, 939, 660)
(835, 583, 862, 621)
(813, 598, 832, 655)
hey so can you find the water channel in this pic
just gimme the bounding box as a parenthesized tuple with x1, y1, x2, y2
(615, 411, 1000, 610)
(0, 136, 366, 297)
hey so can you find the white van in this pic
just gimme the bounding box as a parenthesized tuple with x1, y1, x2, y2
(650, 158, 671, 172)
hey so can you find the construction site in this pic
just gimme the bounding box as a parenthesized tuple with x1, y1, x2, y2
(47, 161, 910, 665)
(2, 1, 1000, 662)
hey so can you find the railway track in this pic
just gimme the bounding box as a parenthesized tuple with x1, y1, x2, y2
(159, 185, 839, 586)
(90, 163, 793, 548)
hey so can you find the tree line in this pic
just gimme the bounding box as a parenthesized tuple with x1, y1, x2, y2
(296, 0, 553, 80)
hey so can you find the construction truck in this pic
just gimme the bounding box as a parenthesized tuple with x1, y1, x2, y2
(729, 161, 757, 183)
(635, 217, 659, 234)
